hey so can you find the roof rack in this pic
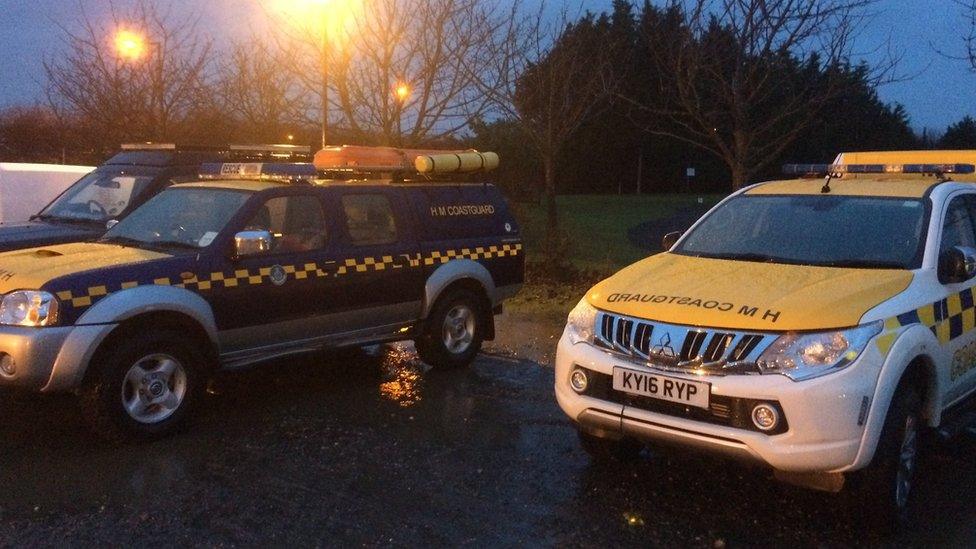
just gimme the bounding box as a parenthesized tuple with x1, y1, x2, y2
(783, 163, 976, 177)
(195, 146, 501, 186)
(229, 144, 310, 158)
(120, 143, 311, 161)
(121, 143, 212, 151)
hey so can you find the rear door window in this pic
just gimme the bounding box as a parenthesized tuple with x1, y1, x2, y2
(341, 194, 398, 246)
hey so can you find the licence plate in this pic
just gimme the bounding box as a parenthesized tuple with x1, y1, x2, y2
(612, 367, 710, 409)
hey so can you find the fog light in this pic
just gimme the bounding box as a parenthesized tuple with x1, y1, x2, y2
(570, 368, 589, 393)
(751, 403, 779, 431)
(0, 353, 15, 376)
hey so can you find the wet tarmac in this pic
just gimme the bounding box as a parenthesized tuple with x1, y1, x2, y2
(1, 343, 975, 547)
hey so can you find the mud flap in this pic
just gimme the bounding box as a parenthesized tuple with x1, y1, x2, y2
(774, 470, 846, 493)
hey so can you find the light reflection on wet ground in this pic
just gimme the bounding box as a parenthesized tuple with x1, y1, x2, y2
(0, 344, 974, 546)
(376, 344, 426, 407)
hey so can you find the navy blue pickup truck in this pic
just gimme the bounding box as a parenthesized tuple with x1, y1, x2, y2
(0, 155, 522, 441)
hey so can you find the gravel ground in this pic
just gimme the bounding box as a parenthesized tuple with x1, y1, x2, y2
(0, 340, 974, 547)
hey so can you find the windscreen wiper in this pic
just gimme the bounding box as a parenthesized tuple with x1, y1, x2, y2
(822, 259, 906, 269)
(709, 252, 799, 264)
(99, 236, 150, 248)
(32, 214, 100, 226)
(151, 240, 200, 251)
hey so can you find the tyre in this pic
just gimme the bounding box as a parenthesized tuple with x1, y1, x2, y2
(578, 429, 642, 462)
(850, 382, 922, 529)
(79, 329, 207, 442)
(414, 289, 485, 369)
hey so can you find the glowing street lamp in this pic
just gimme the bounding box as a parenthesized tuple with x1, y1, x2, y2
(112, 29, 165, 139)
(114, 29, 147, 61)
(393, 82, 411, 145)
(394, 82, 411, 103)
(271, 0, 362, 148)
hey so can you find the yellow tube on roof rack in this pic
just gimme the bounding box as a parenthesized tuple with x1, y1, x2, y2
(415, 151, 499, 174)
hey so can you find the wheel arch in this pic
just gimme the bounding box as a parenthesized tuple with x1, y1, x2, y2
(422, 259, 496, 318)
(81, 310, 219, 386)
(76, 285, 219, 341)
(44, 286, 219, 391)
(422, 261, 496, 341)
(850, 324, 943, 470)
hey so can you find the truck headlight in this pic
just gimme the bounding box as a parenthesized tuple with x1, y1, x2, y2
(756, 321, 882, 381)
(566, 298, 598, 344)
(0, 291, 60, 327)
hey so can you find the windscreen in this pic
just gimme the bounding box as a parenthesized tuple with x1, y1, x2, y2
(674, 194, 928, 269)
(102, 187, 250, 250)
(38, 166, 157, 222)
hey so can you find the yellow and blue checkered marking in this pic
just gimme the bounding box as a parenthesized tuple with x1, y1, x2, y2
(877, 286, 976, 354)
(53, 243, 522, 310)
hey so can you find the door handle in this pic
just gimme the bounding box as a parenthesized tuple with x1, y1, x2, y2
(392, 254, 414, 268)
(319, 260, 337, 276)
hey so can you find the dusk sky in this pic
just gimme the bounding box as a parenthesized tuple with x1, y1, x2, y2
(0, 0, 973, 133)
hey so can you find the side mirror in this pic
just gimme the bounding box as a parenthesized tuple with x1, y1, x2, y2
(939, 245, 976, 284)
(234, 230, 272, 258)
(662, 231, 682, 251)
(105, 219, 119, 230)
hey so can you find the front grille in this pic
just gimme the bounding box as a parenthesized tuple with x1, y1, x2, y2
(581, 368, 788, 435)
(595, 312, 774, 374)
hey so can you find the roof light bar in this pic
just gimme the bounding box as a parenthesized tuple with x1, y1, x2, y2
(198, 162, 317, 182)
(783, 163, 976, 176)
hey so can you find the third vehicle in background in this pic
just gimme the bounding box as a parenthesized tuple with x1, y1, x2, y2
(0, 143, 309, 253)
(0, 163, 94, 223)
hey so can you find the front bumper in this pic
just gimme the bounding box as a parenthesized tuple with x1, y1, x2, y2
(555, 329, 882, 473)
(0, 324, 117, 391)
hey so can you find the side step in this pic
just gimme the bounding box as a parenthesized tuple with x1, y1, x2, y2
(937, 399, 976, 440)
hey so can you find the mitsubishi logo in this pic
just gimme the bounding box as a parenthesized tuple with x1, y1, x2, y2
(651, 332, 676, 359)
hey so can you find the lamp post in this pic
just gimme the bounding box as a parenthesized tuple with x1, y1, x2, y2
(274, 0, 360, 149)
(319, 22, 330, 149)
(113, 29, 163, 140)
(393, 82, 410, 146)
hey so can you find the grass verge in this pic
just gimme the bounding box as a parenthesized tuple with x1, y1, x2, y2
(507, 193, 725, 318)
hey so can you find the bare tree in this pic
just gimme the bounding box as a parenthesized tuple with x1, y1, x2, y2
(0, 106, 75, 163)
(627, 0, 890, 189)
(217, 41, 303, 143)
(44, 1, 213, 148)
(483, 6, 614, 250)
(264, 0, 514, 147)
(954, 0, 976, 71)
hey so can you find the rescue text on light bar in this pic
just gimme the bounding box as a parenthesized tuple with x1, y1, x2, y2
(783, 163, 976, 176)
(198, 162, 317, 181)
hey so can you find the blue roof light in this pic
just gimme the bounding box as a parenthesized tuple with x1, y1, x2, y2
(901, 164, 976, 174)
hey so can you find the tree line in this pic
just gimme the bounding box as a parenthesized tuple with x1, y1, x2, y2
(2, 0, 976, 246)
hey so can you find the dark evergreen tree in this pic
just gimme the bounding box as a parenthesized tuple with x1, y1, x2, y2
(939, 116, 976, 149)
